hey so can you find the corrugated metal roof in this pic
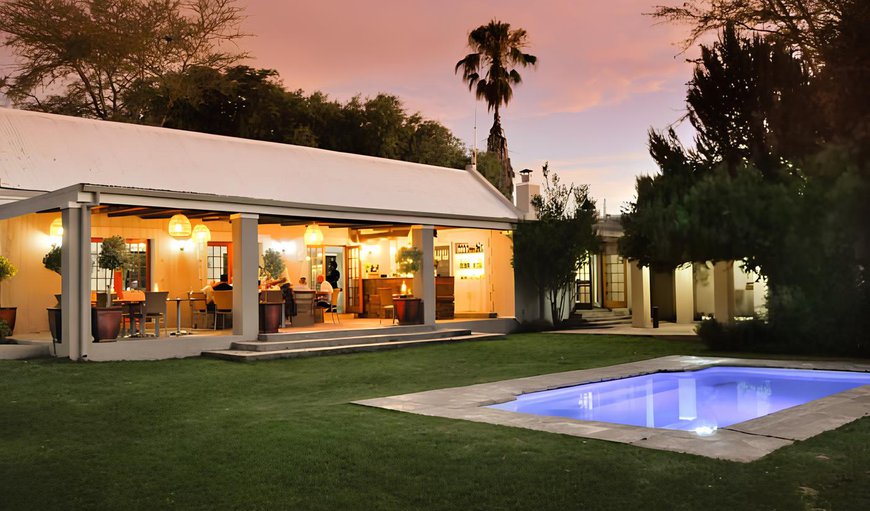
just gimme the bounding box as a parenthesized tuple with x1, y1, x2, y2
(0, 108, 519, 224)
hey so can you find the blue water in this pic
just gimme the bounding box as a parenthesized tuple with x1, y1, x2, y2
(488, 367, 870, 432)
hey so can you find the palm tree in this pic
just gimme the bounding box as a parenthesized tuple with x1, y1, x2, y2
(456, 20, 537, 200)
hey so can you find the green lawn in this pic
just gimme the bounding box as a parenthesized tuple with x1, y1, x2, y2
(1, 334, 868, 510)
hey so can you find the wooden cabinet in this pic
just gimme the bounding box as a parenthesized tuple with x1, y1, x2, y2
(435, 277, 454, 320)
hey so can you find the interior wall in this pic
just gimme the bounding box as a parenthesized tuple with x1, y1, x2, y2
(694, 262, 715, 318)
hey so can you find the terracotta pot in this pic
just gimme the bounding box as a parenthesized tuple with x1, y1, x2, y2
(47, 308, 62, 343)
(259, 302, 283, 334)
(0, 307, 17, 334)
(91, 307, 122, 342)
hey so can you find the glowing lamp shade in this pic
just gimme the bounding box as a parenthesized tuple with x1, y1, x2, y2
(168, 214, 192, 239)
(192, 224, 211, 244)
(49, 217, 64, 238)
(304, 224, 324, 246)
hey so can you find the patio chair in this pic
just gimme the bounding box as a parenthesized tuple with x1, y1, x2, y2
(189, 291, 209, 329)
(143, 291, 169, 336)
(377, 287, 396, 325)
(212, 290, 233, 330)
(324, 289, 341, 324)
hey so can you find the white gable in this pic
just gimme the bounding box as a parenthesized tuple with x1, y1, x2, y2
(0, 108, 519, 223)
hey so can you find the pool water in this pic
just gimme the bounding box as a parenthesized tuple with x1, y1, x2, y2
(488, 366, 870, 432)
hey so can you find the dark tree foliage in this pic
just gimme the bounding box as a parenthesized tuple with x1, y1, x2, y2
(123, 65, 468, 168)
(621, 19, 870, 355)
(513, 163, 600, 326)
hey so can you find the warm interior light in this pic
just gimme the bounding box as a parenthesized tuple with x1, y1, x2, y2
(304, 223, 324, 245)
(168, 214, 192, 239)
(400, 281, 407, 295)
(192, 224, 211, 244)
(49, 217, 64, 238)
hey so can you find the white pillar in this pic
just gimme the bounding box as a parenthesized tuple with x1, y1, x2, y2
(713, 261, 735, 324)
(630, 261, 652, 328)
(231, 213, 259, 338)
(61, 204, 91, 361)
(674, 264, 695, 324)
(412, 225, 436, 326)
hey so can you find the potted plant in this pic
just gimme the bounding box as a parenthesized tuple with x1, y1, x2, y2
(0, 255, 18, 334)
(92, 236, 129, 341)
(394, 247, 423, 324)
(395, 246, 422, 275)
(43, 245, 63, 343)
(259, 248, 286, 333)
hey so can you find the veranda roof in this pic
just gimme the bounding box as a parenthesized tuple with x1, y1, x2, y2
(0, 108, 520, 228)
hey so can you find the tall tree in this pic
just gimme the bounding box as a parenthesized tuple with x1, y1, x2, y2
(0, 0, 247, 120)
(513, 163, 599, 326)
(650, 0, 846, 72)
(456, 20, 537, 200)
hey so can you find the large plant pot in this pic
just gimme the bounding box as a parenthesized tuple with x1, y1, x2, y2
(0, 307, 17, 334)
(394, 298, 423, 325)
(48, 308, 62, 343)
(91, 307, 122, 342)
(259, 302, 283, 334)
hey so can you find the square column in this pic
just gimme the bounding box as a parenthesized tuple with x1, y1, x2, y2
(411, 225, 436, 326)
(231, 213, 259, 338)
(674, 264, 695, 324)
(61, 204, 92, 361)
(629, 261, 652, 328)
(713, 261, 735, 324)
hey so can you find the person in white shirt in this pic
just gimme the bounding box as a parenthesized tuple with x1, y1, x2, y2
(316, 275, 333, 310)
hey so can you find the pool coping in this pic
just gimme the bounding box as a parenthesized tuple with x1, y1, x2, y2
(353, 356, 870, 462)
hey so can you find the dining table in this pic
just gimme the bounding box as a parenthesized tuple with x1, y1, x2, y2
(114, 298, 146, 337)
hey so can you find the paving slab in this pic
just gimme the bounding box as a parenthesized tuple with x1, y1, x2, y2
(354, 356, 870, 463)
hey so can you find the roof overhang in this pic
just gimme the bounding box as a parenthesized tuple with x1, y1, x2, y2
(0, 183, 518, 231)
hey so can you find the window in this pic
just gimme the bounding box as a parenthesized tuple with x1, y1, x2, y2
(90, 238, 150, 292)
(207, 242, 232, 283)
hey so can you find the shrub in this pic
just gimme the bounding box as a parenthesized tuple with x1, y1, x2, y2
(696, 319, 772, 352)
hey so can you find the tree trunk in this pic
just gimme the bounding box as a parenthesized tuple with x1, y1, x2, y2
(486, 109, 514, 201)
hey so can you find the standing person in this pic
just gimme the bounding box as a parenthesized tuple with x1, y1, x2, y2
(326, 260, 340, 290)
(297, 276, 309, 289)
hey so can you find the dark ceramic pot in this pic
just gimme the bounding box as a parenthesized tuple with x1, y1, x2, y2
(0, 307, 17, 334)
(91, 307, 122, 342)
(259, 302, 283, 334)
(48, 307, 62, 343)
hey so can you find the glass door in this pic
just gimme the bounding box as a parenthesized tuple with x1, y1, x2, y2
(602, 254, 627, 308)
(345, 246, 362, 314)
(576, 254, 593, 309)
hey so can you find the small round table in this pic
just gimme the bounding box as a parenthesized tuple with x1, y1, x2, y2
(168, 297, 190, 336)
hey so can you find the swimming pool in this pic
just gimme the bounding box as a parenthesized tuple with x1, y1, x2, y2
(487, 366, 870, 433)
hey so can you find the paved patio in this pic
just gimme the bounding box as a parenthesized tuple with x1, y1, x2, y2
(355, 355, 870, 462)
(553, 321, 699, 337)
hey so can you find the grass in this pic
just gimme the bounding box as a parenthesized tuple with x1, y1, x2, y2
(1, 333, 868, 510)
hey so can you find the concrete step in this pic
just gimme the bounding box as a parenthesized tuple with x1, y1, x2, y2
(257, 324, 435, 342)
(202, 332, 504, 362)
(571, 318, 633, 329)
(235, 328, 473, 352)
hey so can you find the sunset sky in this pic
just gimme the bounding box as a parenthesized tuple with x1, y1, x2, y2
(2, 0, 699, 211)
(235, 0, 698, 211)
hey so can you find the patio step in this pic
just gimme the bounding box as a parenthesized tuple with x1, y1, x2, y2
(236, 328, 473, 352)
(257, 324, 435, 342)
(201, 331, 504, 362)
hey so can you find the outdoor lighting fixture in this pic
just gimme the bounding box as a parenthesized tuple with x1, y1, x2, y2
(304, 223, 324, 246)
(49, 217, 63, 244)
(168, 214, 192, 239)
(192, 224, 211, 244)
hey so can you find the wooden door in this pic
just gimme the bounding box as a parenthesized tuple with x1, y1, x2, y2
(345, 246, 362, 314)
(602, 254, 627, 309)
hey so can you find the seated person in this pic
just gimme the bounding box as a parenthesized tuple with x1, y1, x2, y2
(315, 275, 333, 310)
(280, 283, 297, 320)
(296, 276, 310, 289)
(203, 274, 232, 312)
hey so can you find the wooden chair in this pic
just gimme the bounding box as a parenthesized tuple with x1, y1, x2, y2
(326, 289, 341, 324)
(143, 291, 168, 336)
(377, 287, 396, 325)
(189, 291, 209, 329)
(212, 290, 233, 330)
